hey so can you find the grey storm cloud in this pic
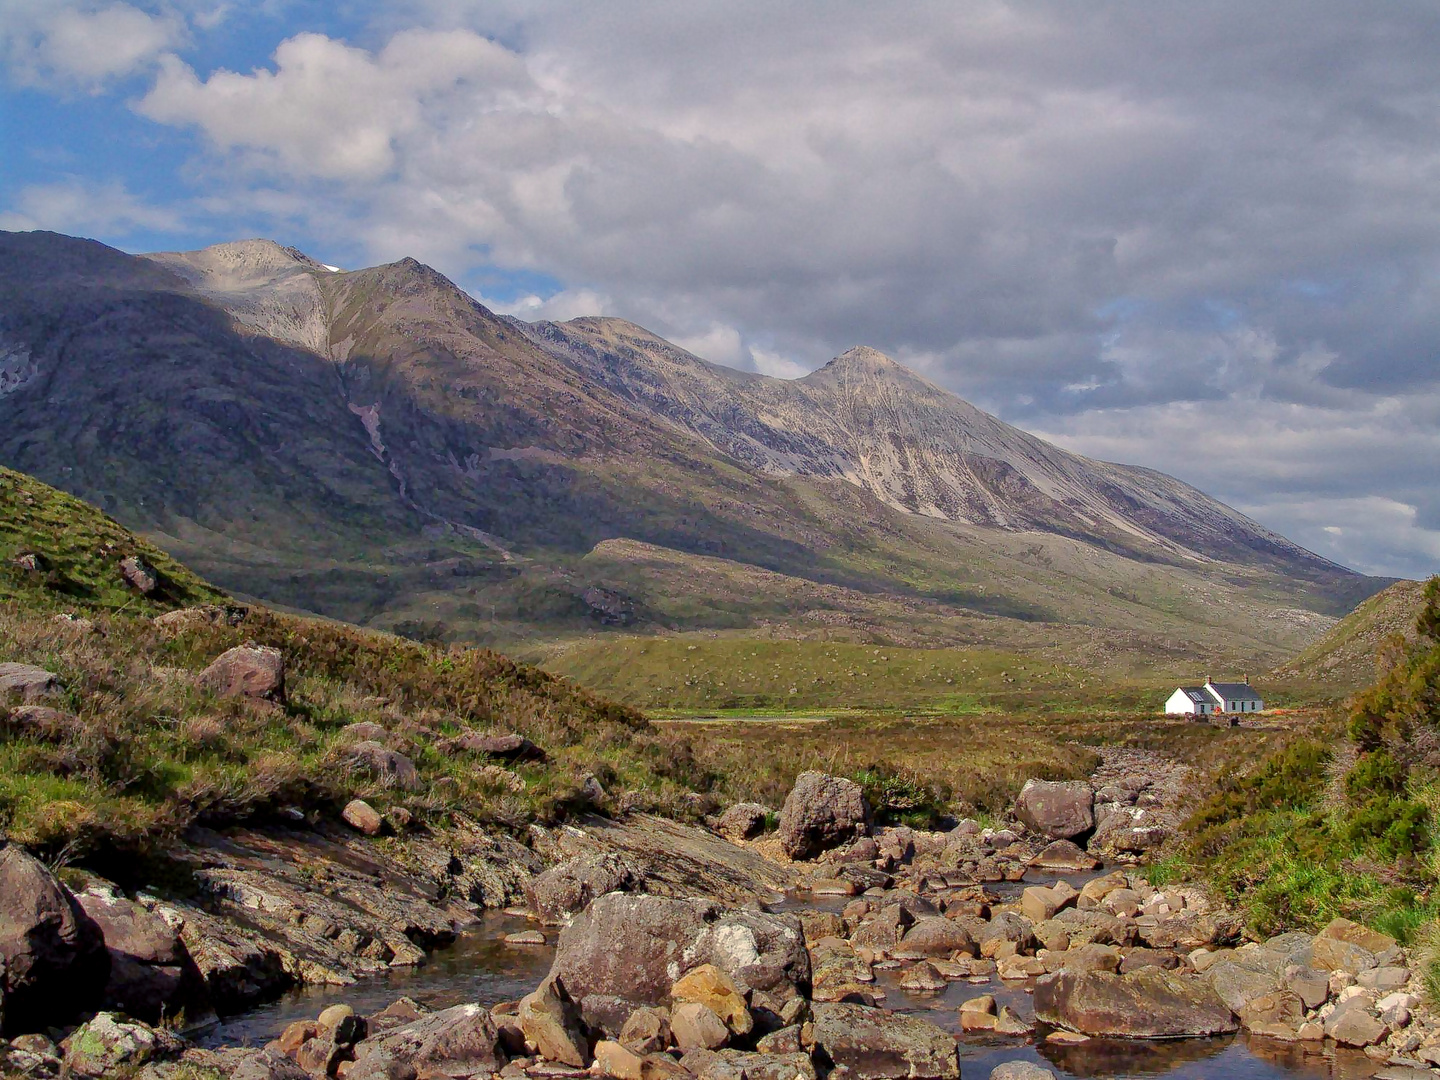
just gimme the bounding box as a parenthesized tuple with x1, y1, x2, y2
(20, 0, 1440, 576)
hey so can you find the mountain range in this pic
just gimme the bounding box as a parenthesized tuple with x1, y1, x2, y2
(0, 231, 1393, 681)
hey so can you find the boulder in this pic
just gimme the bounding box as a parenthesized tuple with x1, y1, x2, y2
(346, 741, 421, 791)
(0, 662, 61, 704)
(808, 1002, 959, 1080)
(199, 645, 285, 704)
(1324, 1002, 1389, 1047)
(119, 555, 159, 595)
(548, 893, 807, 1032)
(899, 915, 975, 958)
(341, 721, 390, 742)
(1021, 886, 1075, 923)
(1028, 839, 1099, 871)
(342, 798, 385, 836)
(990, 1065, 1056, 1080)
(0, 844, 106, 1032)
(62, 1013, 182, 1077)
(672, 1002, 731, 1051)
(526, 853, 644, 925)
(153, 604, 248, 635)
(716, 803, 770, 842)
(673, 963, 753, 1034)
(74, 886, 211, 1026)
(1311, 917, 1395, 973)
(777, 772, 871, 859)
(900, 961, 948, 991)
(518, 978, 590, 1066)
(3, 705, 81, 742)
(1033, 969, 1239, 1038)
(452, 731, 547, 763)
(619, 1007, 672, 1053)
(1013, 780, 1094, 841)
(348, 1002, 504, 1080)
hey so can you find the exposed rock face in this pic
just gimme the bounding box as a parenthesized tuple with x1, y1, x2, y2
(199, 645, 286, 704)
(0, 662, 61, 703)
(526, 853, 645, 925)
(778, 772, 871, 859)
(1014, 780, 1095, 840)
(548, 893, 808, 1032)
(1033, 969, 1238, 1038)
(716, 803, 769, 842)
(119, 554, 159, 594)
(0, 844, 105, 1032)
(74, 886, 212, 1025)
(153, 604, 248, 635)
(808, 1002, 960, 1080)
(348, 1003, 504, 1080)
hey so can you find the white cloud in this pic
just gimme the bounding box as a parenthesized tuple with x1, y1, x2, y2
(0, 178, 183, 235)
(0, 0, 184, 89)
(486, 287, 609, 322)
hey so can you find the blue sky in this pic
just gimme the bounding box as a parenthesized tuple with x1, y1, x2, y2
(2, 0, 1438, 579)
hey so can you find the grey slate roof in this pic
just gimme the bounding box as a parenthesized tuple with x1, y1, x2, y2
(1179, 687, 1211, 703)
(1206, 681, 1263, 702)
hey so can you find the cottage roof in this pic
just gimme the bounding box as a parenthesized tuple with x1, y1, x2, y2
(1206, 681, 1262, 701)
(1178, 686, 1211, 703)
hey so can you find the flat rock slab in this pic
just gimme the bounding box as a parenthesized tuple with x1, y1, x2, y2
(809, 1002, 959, 1080)
(0, 662, 61, 703)
(1034, 969, 1238, 1039)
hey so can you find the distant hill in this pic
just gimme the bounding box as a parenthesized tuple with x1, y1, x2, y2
(1272, 578, 1429, 692)
(0, 231, 1393, 678)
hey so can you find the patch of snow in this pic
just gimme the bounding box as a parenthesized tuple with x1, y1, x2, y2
(322, 264, 341, 273)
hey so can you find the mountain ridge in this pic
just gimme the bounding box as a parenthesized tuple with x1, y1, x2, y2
(0, 230, 1394, 678)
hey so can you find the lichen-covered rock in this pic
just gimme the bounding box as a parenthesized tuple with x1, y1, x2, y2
(199, 645, 286, 704)
(526, 853, 644, 925)
(778, 772, 871, 859)
(62, 1013, 183, 1077)
(348, 1002, 504, 1080)
(1014, 780, 1094, 841)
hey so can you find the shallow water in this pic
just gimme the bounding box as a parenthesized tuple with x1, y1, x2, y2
(205, 884, 1394, 1079)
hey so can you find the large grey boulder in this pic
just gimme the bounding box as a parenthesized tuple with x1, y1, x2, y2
(199, 645, 286, 704)
(0, 844, 106, 1032)
(75, 885, 212, 1025)
(808, 1002, 959, 1079)
(1033, 969, 1238, 1038)
(1014, 780, 1094, 840)
(346, 740, 421, 790)
(548, 893, 808, 1033)
(0, 662, 61, 704)
(778, 772, 871, 859)
(525, 853, 644, 925)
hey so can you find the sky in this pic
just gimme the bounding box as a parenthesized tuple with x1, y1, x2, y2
(1, 1, 1437, 580)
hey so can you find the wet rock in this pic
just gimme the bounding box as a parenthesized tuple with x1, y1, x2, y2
(1027, 840, 1098, 871)
(1013, 780, 1094, 841)
(0, 843, 106, 1032)
(548, 894, 807, 1033)
(1033, 969, 1239, 1038)
(1312, 917, 1395, 973)
(347, 740, 421, 790)
(119, 555, 159, 594)
(75, 885, 211, 1026)
(716, 803, 770, 842)
(343, 798, 385, 836)
(526, 853, 644, 925)
(0, 662, 61, 704)
(978, 911, 1037, 954)
(994, 1007, 1035, 1036)
(809, 1002, 959, 1080)
(673, 963, 752, 1035)
(199, 645, 286, 704)
(778, 772, 872, 859)
(62, 1012, 182, 1077)
(519, 979, 590, 1066)
(349, 1002, 505, 1080)
(990, 1064, 1056, 1080)
(506, 930, 547, 945)
(900, 961, 948, 991)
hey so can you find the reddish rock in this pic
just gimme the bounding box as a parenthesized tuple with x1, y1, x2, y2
(199, 646, 285, 704)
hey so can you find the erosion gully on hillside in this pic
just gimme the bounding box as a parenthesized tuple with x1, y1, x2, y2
(12, 740, 1436, 1080)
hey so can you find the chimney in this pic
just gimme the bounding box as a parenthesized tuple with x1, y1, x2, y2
(1204, 674, 1211, 685)
(1243, 672, 1249, 685)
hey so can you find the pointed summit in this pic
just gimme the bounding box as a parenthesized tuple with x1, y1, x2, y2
(801, 345, 927, 388)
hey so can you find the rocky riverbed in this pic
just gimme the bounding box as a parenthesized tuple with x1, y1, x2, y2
(2, 750, 1438, 1080)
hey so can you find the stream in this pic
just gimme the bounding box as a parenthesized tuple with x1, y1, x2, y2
(205, 874, 1394, 1080)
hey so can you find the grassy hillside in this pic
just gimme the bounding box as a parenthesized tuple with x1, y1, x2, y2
(1182, 578, 1440, 970)
(1272, 577, 1427, 692)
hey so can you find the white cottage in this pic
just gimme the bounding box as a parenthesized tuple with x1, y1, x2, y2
(1165, 677, 1264, 715)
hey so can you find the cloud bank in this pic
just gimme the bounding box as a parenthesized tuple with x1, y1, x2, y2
(4, 0, 1437, 577)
